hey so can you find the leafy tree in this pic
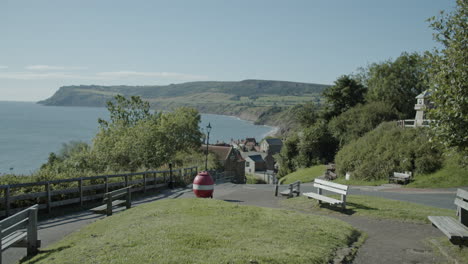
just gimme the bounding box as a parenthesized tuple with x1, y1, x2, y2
(291, 101, 319, 127)
(328, 102, 400, 146)
(426, 0, 468, 155)
(275, 135, 300, 177)
(322, 75, 367, 120)
(296, 120, 338, 166)
(365, 52, 428, 118)
(98, 95, 151, 129)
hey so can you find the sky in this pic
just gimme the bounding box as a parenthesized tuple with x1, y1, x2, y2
(0, 0, 456, 101)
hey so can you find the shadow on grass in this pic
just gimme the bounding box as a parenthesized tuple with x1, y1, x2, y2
(317, 201, 377, 216)
(19, 246, 71, 264)
(223, 199, 244, 203)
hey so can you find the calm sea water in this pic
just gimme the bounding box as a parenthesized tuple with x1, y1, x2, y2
(0, 101, 274, 175)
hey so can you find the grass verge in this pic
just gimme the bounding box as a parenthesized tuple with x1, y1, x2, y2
(427, 237, 468, 263)
(407, 158, 468, 188)
(22, 198, 361, 264)
(246, 173, 266, 184)
(280, 195, 454, 224)
(280, 165, 326, 184)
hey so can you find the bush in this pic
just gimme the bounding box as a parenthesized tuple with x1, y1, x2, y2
(328, 102, 400, 146)
(335, 122, 443, 181)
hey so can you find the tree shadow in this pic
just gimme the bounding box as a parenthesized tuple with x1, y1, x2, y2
(18, 246, 71, 264)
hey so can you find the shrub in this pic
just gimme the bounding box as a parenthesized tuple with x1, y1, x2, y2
(335, 122, 443, 181)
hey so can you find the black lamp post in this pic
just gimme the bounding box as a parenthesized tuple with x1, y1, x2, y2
(205, 122, 212, 171)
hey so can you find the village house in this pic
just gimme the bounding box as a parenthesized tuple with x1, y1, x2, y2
(260, 138, 283, 155)
(203, 144, 245, 183)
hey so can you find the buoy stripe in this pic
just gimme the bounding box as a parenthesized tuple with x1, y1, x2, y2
(193, 184, 214, 190)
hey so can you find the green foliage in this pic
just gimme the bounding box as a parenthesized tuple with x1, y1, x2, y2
(296, 120, 338, 167)
(406, 151, 468, 188)
(426, 0, 468, 156)
(322, 75, 366, 120)
(275, 135, 300, 177)
(291, 101, 320, 127)
(246, 174, 267, 184)
(328, 102, 400, 146)
(279, 165, 325, 184)
(98, 95, 151, 129)
(335, 122, 443, 181)
(276, 121, 337, 177)
(23, 199, 360, 264)
(365, 52, 428, 118)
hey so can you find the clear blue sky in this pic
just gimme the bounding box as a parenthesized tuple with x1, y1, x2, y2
(0, 0, 455, 101)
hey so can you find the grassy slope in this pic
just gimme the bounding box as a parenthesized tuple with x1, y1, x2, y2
(407, 158, 468, 188)
(23, 199, 360, 264)
(281, 195, 454, 224)
(280, 165, 326, 184)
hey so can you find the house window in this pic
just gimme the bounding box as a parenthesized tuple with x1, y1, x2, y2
(246, 162, 250, 167)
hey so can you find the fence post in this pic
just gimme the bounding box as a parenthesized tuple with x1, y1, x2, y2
(153, 172, 156, 189)
(275, 182, 279, 197)
(27, 207, 38, 256)
(125, 175, 129, 187)
(143, 173, 147, 193)
(79, 178, 83, 207)
(169, 164, 173, 189)
(104, 176, 109, 193)
(5, 186, 10, 217)
(46, 183, 51, 213)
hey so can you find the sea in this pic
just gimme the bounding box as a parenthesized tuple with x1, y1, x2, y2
(0, 101, 275, 175)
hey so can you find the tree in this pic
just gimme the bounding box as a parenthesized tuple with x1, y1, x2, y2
(322, 75, 366, 120)
(365, 52, 428, 118)
(291, 101, 319, 127)
(98, 95, 151, 129)
(427, 0, 468, 155)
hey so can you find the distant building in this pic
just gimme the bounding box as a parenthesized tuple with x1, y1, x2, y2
(398, 90, 434, 128)
(203, 145, 245, 183)
(260, 138, 283, 155)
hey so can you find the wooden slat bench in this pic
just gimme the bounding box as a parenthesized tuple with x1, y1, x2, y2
(389, 171, 412, 184)
(0, 204, 40, 264)
(428, 188, 468, 244)
(90, 186, 132, 216)
(280, 181, 301, 198)
(303, 179, 349, 209)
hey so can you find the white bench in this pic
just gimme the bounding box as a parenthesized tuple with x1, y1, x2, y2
(90, 186, 132, 216)
(303, 179, 349, 209)
(0, 204, 41, 264)
(280, 181, 301, 198)
(428, 188, 468, 245)
(389, 171, 412, 184)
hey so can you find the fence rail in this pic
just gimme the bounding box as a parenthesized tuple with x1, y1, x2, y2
(0, 166, 198, 218)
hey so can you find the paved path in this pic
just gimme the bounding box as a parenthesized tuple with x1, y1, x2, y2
(4, 183, 462, 264)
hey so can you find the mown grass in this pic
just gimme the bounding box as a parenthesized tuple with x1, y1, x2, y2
(280, 195, 454, 224)
(280, 165, 326, 184)
(22, 198, 361, 264)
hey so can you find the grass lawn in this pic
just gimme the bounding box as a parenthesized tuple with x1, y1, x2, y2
(280, 195, 454, 224)
(22, 199, 362, 264)
(407, 158, 468, 188)
(280, 165, 326, 184)
(333, 178, 388, 186)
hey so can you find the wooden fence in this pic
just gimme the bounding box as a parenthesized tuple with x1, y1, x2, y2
(0, 166, 198, 218)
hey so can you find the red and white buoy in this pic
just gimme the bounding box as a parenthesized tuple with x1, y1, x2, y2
(193, 171, 214, 198)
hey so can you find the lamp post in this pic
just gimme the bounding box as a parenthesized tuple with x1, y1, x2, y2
(205, 122, 212, 171)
